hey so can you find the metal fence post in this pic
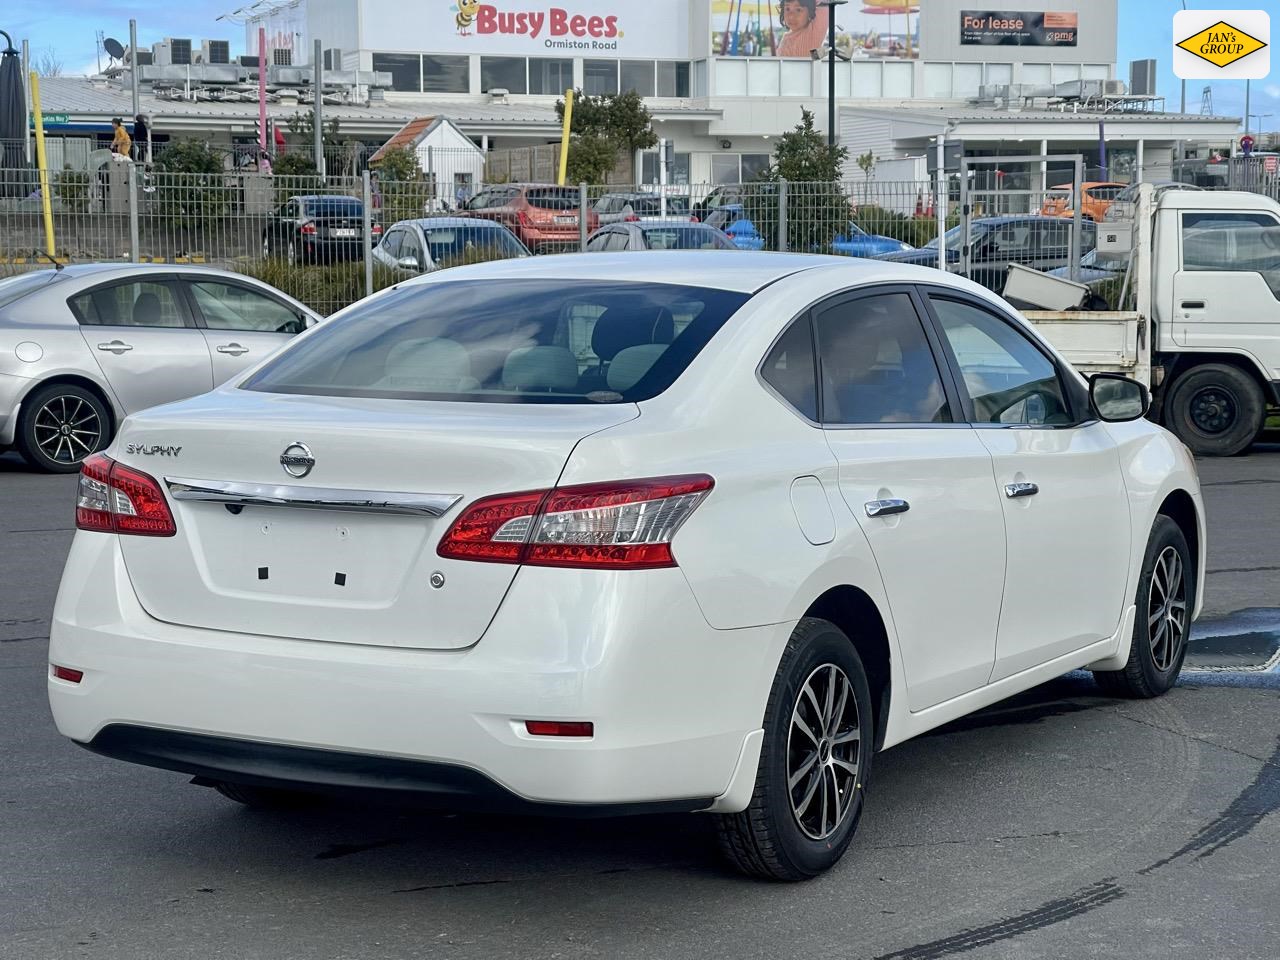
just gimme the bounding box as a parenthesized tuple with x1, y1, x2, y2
(579, 182, 588, 252)
(777, 179, 789, 253)
(1069, 156, 1083, 284)
(128, 167, 140, 263)
(362, 170, 374, 299)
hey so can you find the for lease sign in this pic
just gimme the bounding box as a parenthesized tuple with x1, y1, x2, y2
(961, 10, 1079, 47)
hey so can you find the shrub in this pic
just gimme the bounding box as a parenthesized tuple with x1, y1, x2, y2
(55, 166, 91, 212)
(236, 259, 399, 316)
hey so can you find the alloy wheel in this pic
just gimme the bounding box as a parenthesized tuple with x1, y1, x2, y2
(786, 663, 862, 841)
(1148, 546, 1188, 672)
(33, 395, 102, 465)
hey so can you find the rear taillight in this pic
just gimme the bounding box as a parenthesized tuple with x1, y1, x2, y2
(371, 222, 383, 235)
(690, 215, 700, 223)
(624, 214, 640, 222)
(76, 453, 176, 537)
(438, 475, 713, 570)
(300, 221, 317, 235)
(517, 210, 532, 227)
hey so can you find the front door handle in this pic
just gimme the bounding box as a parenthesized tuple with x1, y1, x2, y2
(216, 343, 250, 356)
(1005, 482, 1040, 499)
(1180, 300, 1206, 310)
(97, 340, 133, 354)
(865, 498, 910, 518)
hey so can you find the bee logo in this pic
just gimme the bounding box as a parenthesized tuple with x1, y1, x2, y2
(452, 0, 482, 36)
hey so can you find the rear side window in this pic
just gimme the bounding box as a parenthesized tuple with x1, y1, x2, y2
(761, 318, 818, 421)
(641, 227, 732, 250)
(243, 280, 749, 404)
(304, 198, 362, 217)
(0, 270, 62, 309)
(525, 188, 579, 211)
(69, 280, 186, 328)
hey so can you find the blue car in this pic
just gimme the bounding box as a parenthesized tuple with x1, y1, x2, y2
(830, 222, 914, 258)
(704, 204, 765, 251)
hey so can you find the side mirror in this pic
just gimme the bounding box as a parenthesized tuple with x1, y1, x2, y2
(1090, 373, 1150, 423)
(397, 256, 421, 272)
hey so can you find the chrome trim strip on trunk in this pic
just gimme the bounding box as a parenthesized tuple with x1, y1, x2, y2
(164, 477, 462, 518)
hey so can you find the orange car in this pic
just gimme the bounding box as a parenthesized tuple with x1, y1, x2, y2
(1040, 182, 1127, 222)
(462, 183, 599, 252)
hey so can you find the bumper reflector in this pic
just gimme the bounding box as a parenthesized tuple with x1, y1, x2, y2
(525, 721, 594, 738)
(51, 665, 84, 684)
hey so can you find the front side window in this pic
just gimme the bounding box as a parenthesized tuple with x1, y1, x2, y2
(1182, 212, 1280, 298)
(815, 292, 952, 425)
(379, 229, 404, 258)
(761, 317, 818, 421)
(70, 280, 186, 328)
(188, 281, 303, 334)
(929, 297, 1072, 426)
(399, 231, 425, 270)
(243, 280, 750, 404)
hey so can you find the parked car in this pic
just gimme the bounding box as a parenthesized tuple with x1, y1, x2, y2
(586, 222, 736, 251)
(1039, 182, 1126, 222)
(372, 218, 530, 276)
(50, 252, 1203, 882)
(594, 193, 696, 225)
(0, 264, 319, 472)
(704, 204, 766, 250)
(1102, 180, 1204, 222)
(263, 195, 381, 266)
(877, 215, 1098, 294)
(830, 222, 914, 258)
(1046, 248, 1126, 286)
(463, 184, 599, 251)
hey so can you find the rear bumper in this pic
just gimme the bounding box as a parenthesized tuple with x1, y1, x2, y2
(49, 532, 781, 809)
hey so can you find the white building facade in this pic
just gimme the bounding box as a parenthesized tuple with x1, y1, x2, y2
(235, 0, 1238, 185)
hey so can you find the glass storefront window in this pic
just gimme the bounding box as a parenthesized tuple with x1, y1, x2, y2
(657, 62, 691, 97)
(372, 53, 420, 93)
(529, 58, 573, 95)
(422, 54, 469, 94)
(481, 57, 527, 94)
(584, 60, 619, 95)
(621, 60, 656, 97)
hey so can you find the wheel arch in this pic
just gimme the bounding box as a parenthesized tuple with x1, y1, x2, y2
(803, 585, 892, 752)
(1161, 352, 1278, 410)
(18, 374, 119, 438)
(1156, 487, 1202, 608)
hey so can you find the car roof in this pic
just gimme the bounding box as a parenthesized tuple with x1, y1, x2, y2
(1158, 190, 1280, 212)
(288, 195, 363, 202)
(399, 250, 979, 295)
(38, 262, 274, 281)
(398, 217, 507, 229)
(974, 215, 1081, 225)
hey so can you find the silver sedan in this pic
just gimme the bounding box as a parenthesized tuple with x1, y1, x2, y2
(0, 264, 319, 472)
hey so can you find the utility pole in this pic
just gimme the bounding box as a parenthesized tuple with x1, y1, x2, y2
(129, 20, 140, 123)
(818, 0, 847, 148)
(314, 38, 324, 180)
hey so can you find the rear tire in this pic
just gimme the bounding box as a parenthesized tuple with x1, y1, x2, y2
(1093, 515, 1193, 699)
(715, 618, 873, 881)
(16, 383, 111, 473)
(213, 781, 319, 810)
(1164, 364, 1265, 457)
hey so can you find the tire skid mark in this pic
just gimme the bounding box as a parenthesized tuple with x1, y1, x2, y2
(1138, 735, 1280, 875)
(871, 879, 1126, 960)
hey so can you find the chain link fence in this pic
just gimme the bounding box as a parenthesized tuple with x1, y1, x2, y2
(3, 162, 1119, 314)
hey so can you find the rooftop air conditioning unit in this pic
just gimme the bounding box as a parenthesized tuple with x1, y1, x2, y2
(1129, 59, 1155, 97)
(151, 41, 172, 67)
(489, 87, 510, 103)
(132, 48, 153, 66)
(203, 40, 231, 65)
(323, 48, 343, 71)
(239, 55, 259, 68)
(169, 38, 192, 66)
(1105, 79, 1128, 96)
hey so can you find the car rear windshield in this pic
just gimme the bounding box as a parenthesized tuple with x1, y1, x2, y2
(304, 197, 363, 217)
(0, 270, 63, 310)
(242, 279, 750, 404)
(640, 226, 733, 250)
(524, 188, 579, 211)
(423, 225, 527, 265)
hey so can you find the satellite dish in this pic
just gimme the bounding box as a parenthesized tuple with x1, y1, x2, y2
(103, 37, 126, 61)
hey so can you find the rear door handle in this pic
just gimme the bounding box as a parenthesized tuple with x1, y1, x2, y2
(1180, 301, 1206, 310)
(97, 340, 133, 353)
(1005, 482, 1040, 499)
(865, 498, 910, 518)
(216, 343, 250, 356)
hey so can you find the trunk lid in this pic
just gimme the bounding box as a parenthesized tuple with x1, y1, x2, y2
(115, 390, 637, 649)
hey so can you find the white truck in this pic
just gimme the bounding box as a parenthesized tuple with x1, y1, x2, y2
(1009, 184, 1280, 456)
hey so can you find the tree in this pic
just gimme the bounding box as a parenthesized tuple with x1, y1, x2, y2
(154, 139, 234, 236)
(371, 146, 433, 223)
(746, 109, 852, 253)
(554, 89, 657, 184)
(856, 151, 876, 182)
(36, 50, 63, 78)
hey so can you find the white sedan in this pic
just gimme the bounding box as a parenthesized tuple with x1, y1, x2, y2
(50, 253, 1204, 880)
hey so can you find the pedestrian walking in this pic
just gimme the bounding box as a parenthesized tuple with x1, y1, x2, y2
(132, 113, 149, 163)
(111, 118, 132, 159)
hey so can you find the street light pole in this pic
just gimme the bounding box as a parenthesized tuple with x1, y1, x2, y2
(818, 0, 848, 149)
(1180, 1, 1187, 114)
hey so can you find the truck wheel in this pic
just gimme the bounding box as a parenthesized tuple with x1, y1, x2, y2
(1164, 364, 1264, 457)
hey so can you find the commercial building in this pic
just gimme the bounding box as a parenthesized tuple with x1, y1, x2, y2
(29, 0, 1240, 184)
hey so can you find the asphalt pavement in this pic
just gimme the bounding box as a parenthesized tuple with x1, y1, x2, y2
(2, 446, 1277, 960)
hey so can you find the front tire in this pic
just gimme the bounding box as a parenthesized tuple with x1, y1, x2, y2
(16, 383, 111, 473)
(1093, 516, 1193, 699)
(715, 618, 873, 881)
(1164, 364, 1265, 457)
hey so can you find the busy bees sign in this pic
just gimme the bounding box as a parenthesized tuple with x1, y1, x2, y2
(1174, 10, 1269, 79)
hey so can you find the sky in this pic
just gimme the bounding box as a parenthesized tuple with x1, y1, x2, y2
(6, 0, 1278, 131)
